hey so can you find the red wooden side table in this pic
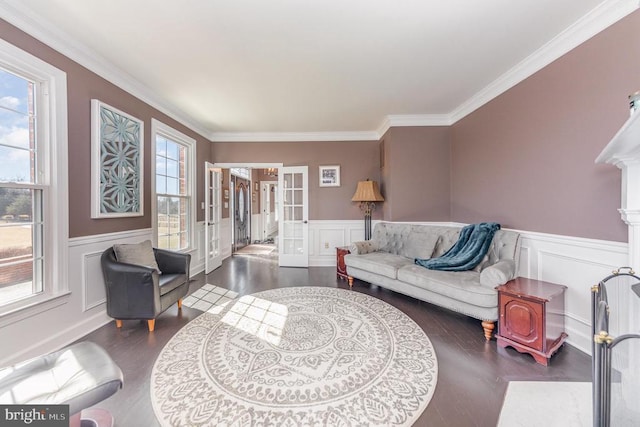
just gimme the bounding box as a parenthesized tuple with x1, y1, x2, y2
(495, 277, 568, 366)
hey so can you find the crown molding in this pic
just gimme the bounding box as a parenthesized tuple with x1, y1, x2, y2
(210, 131, 380, 142)
(376, 114, 453, 136)
(0, 0, 213, 141)
(449, 0, 639, 123)
(1, 0, 636, 142)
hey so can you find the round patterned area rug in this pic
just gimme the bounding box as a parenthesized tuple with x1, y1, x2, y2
(151, 287, 438, 426)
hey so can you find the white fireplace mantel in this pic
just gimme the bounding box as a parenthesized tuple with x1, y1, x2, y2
(597, 111, 640, 222)
(596, 110, 640, 334)
(597, 111, 640, 167)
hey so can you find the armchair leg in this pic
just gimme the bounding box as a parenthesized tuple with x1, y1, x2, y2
(147, 319, 156, 332)
(177, 298, 183, 309)
(115, 320, 122, 328)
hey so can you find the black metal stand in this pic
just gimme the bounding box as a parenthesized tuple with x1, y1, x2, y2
(359, 202, 376, 240)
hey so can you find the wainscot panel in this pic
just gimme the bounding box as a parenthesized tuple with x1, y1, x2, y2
(515, 229, 628, 355)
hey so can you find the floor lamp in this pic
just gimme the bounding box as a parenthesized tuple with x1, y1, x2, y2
(351, 180, 384, 240)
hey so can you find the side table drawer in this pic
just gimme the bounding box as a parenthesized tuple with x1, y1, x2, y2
(499, 294, 544, 352)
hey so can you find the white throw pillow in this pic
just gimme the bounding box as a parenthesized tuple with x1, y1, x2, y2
(113, 240, 161, 273)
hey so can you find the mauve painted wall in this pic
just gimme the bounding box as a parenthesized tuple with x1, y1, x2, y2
(381, 126, 451, 222)
(0, 19, 212, 238)
(450, 11, 640, 242)
(211, 141, 381, 220)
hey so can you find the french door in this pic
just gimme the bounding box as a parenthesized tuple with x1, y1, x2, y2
(204, 162, 222, 274)
(278, 166, 308, 267)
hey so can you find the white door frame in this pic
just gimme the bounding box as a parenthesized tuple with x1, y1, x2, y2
(204, 162, 222, 274)
(261, 180, 278, 240)
(212, 163, 283, 256)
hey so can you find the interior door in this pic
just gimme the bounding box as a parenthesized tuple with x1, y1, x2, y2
(204, 162, 222, 274)
(278, 166, 308, 267)
(261, 180, 278, 241)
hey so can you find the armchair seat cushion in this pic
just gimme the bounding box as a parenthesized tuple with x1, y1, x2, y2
(159, 273, 188, 296)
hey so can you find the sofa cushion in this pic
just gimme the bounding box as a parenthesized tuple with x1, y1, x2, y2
(113, 240, 161, 273)
(344, 252, 414, 280)
(432, 228, 462, 257)
(371, 223, 440, 260)
(403, 227, 440, 259)
(397, 264, 497, 307)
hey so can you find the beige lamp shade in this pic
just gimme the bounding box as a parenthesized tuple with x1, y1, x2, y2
(351, 180, 385, 202)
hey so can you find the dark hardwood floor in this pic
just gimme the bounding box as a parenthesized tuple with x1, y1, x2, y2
(77, 255, 592, 426)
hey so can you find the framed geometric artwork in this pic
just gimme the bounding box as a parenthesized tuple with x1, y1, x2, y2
(91, 99, 144, 218)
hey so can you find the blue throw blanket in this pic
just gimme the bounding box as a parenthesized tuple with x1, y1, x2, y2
(415, 222, 501, 271)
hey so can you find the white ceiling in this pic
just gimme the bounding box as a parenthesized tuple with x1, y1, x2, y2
(1, 0, 637, 140)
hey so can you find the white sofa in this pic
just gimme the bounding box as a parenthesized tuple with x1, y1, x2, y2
(344, 222, 521, 339)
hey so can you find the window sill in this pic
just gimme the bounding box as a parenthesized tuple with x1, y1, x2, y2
(0, 291, 71, 329)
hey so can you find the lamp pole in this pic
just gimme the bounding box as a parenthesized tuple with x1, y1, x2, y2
(360, 201, 377, 240)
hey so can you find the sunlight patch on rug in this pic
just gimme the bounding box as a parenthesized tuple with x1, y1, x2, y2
(151, 287, 438, 426)
(498, 381, 591, 427)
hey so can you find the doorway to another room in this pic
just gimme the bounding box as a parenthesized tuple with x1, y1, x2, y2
(211, 163, 308, 268)
(228, 166, 279, 261)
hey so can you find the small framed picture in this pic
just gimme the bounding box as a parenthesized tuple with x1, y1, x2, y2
(319, 165, 340, 187)
(224, 189, 229, 199)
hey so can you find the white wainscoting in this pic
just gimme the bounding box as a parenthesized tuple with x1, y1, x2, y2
(514, 229, 628, 354)
(308, 220, 366, 267)
(69, 228, 154, 314)
(0, 229, 157, 366)
(66, 221, 624, 358)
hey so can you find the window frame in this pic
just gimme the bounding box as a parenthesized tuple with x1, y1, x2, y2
(151, 119, 196, 253)
(0, 39, 69, 322)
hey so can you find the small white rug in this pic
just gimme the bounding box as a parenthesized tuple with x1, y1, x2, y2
(151, 287, 438, 426)
(235, 244, 277, 255)
(498, 381, 592, 427)
(182, 284, 238, 313)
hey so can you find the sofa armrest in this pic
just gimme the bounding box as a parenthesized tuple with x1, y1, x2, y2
(349, 240, 380, 255)
(480, 259, 516, 288)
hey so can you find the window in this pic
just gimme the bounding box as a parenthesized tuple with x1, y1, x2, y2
(0, 39, 68, 315)
(152, 119, 195, 252)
